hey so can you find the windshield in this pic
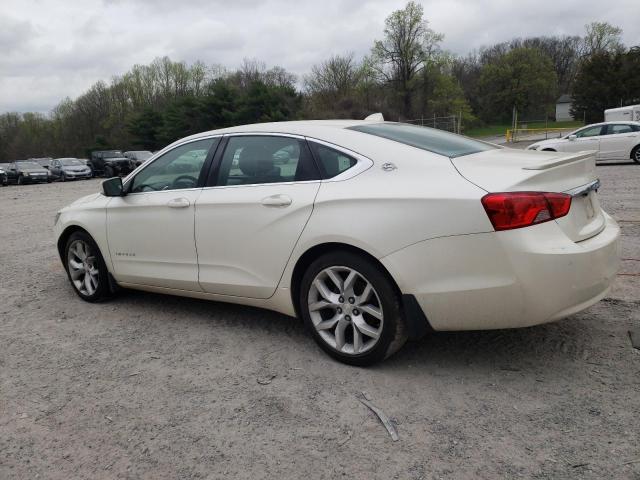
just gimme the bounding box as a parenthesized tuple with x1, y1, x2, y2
(102, 151, 124, 158)
(16, 161, 42, 169)
(60, 158, 84, 166)
(348, 123, 497, 158)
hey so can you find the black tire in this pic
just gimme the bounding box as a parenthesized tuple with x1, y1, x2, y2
(631, 145, 640, 164)
(104, 165, 114, 178)
(64, 231, 113, 302)
(299, 250, 407, 366)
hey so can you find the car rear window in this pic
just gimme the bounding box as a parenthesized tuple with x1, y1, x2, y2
(348, 123, 497, 158)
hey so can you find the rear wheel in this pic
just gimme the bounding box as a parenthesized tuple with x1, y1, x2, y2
(64, 231, 112, 302)
(299, 251, 407, 366)
(632, 145, 640, 164)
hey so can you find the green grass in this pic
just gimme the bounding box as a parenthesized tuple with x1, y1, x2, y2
(465, 120, 584, 138)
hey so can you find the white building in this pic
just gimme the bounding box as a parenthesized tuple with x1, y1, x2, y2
(555, 94, 573, 121)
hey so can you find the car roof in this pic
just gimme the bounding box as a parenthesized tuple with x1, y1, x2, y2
(584, 121, 640, 127)
(179, 120, 381, 142)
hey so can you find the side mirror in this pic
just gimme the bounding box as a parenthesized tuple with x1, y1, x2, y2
(568, 135, 577, 141)
(102, 177, 125, 197)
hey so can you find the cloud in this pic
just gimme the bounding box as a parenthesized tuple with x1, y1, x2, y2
(0, 0, 638, 113)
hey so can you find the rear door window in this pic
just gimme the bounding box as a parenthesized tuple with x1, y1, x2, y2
(215, 136, 319, 186)
(606, 124, 634, 134)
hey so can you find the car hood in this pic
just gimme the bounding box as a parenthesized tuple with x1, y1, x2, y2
(528, 138, 561, 149)
(69, 192, 102, 206)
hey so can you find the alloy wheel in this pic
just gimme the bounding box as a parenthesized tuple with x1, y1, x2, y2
(68, 240, 100, 296)
(634, 148, 640, 163)
(307, 266, 384, 355)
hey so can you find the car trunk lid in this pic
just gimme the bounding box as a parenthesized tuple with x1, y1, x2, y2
(451, 148, 605, 242)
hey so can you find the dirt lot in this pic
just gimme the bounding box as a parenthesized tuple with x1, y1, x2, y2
(1, 161, 639, 480)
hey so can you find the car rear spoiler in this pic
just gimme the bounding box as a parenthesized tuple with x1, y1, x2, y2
(523, 151, 596, 171)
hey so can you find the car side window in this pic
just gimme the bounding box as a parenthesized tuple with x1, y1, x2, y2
(576, 125, 602, 138)
(129, 138, 217, 193)
(308, 142, 357, 179)
(215, 136, 319, 186)
(575, 126, 603, 138)
(607, 124, 634, 135)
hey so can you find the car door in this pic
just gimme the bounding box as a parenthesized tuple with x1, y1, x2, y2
(106, 137, 219, 290)
(599, 124, 638, 159)
(195, 134, 321, 298)
(6, 163, 18, 183)
(560, 125, 604, 157)
(50, 160, 61, 179)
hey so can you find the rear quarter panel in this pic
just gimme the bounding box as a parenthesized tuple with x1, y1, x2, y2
(278, 136, 492, 290)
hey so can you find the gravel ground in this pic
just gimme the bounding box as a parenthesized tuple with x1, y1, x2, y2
(1, 160, 639, 480)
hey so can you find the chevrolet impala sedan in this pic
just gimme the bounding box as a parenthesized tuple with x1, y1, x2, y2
(54, 120, 620, 365)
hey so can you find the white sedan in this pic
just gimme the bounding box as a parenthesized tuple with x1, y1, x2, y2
(527, 121, 640, 163)
(54, 120, 620, 365)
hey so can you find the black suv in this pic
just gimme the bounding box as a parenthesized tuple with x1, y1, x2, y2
(90, 150, 134, 177)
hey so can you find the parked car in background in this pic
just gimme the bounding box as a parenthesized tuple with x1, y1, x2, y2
(50, 158, 93, 181)
(6, 160, 52, 184)
(527, 121, 640, 163)
(89, 150, 134, 177)
(55, 120, 620, 365)
(124, 150, 153, 167)
(0, 165, 7, 186)
(34, 158, 54, 170)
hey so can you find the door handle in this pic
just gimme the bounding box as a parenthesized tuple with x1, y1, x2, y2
(167, 197, 190, 208)
(261, 194, 292, 207)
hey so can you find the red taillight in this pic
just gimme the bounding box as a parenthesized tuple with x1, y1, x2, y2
(481, 192, 572, 231)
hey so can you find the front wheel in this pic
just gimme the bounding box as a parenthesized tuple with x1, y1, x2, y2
(632, 146, 640, 164)
(64, 231, 112, 302)
(104, 165, 114, 178)
(299, 251, 407, 366)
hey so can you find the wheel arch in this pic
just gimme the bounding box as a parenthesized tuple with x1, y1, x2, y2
(57, 225, 92, 262)
(289, 242, 402, 318)
(541, 148, 557, 152)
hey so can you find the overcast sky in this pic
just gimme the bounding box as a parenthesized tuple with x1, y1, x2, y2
(1, 0, 638, 113)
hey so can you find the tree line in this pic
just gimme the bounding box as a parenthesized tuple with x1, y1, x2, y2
(0, 1, 638, 161)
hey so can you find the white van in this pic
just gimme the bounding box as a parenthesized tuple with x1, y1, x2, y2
(605, 105, 640, 122)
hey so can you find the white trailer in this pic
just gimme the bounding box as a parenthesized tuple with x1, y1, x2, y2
(605, 105, 640, 122)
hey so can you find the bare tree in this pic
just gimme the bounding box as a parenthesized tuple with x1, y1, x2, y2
(371, 1, 443, 118)
(583, 22, 624, 56)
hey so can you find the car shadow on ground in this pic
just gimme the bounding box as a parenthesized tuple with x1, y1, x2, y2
(107, 287, 612, 373)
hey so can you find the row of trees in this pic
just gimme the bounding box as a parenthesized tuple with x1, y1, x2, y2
(0, 2, 637, 161)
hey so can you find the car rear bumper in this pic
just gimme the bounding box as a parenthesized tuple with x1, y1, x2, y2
(381, 213, 620, 331)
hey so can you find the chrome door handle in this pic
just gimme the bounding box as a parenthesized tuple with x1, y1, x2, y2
(167, 197, 190, 208)
(261, 194, 292, 207)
